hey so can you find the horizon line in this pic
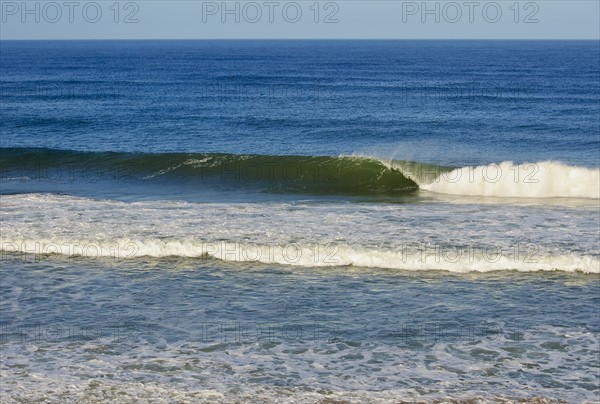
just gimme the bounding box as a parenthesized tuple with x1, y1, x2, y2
(1, 38, 599, 41)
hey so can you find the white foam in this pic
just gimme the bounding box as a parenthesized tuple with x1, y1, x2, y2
(1, 193, 598, 274)
(2, 238, 598, 273)
(418, 161, 600, 199)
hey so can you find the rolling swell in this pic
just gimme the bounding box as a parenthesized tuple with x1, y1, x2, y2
(3, 148, 596, 199)
(0, 148, 418, 196)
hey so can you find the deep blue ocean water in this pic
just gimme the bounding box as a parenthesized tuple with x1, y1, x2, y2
(0, 40, 599, 402)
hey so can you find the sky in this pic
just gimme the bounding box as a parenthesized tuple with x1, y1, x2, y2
(0, 1, 599, 40)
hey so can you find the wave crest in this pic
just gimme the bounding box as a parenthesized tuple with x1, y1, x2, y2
(412, 161, 599, 199)
(2, 239, 597, 274)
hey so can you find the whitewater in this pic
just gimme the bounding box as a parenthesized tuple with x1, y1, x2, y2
(2, 191, 598, 273)
(411, 161, 600, 199)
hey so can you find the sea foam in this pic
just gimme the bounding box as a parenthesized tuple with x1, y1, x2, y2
(416, 161, 600, 199)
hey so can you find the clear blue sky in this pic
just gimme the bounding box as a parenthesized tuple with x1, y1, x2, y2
(1, 1, 598, 40)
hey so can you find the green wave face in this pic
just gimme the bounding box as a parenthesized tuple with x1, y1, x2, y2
(0, 148, 419, 196)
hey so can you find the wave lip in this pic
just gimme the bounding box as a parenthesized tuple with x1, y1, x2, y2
(417, 161, 600, 199)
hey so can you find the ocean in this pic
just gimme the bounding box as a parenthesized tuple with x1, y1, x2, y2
(0, 40, 599, 402)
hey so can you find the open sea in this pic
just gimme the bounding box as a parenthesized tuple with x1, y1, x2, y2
(0, 40, 599, 402)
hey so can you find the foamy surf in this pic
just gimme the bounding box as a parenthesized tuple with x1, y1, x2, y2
(1, 193, 598, 274)
(2, 239, 598, 274)
(415, 161, 600, 199)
